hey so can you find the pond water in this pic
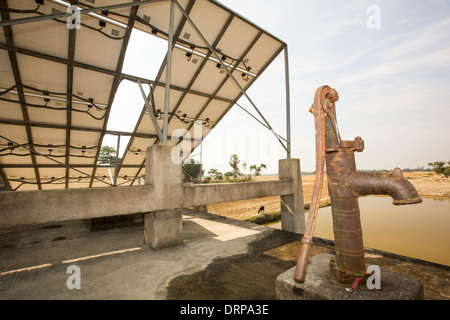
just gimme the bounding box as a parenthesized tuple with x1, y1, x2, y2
(267, 197, 450, 266)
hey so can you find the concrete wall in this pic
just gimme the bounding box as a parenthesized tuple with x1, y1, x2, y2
(183, 180, 293, 207)
(0, 145, 305, 232)
(0, 180, 294, 228)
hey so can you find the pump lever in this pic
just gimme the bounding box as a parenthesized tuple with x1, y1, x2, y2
(293, 85, 338, 283)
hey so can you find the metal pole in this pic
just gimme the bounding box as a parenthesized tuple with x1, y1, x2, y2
(284, 46, 291, 158)
(174, 0, 288, 153)
(162, 0, 175, 145)
(113, 134, 121, 186)
(200, 129, 203, 182)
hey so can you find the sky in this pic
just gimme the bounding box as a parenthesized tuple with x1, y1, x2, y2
(106, 0, 450, 175)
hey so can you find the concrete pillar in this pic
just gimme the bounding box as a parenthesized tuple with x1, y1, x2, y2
(279, 158, 305, 234)
(144, 145, 183, 250)
(144, 209, 183, 249)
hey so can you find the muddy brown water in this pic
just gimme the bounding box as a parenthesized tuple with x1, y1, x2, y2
(267, 197, 450, 266)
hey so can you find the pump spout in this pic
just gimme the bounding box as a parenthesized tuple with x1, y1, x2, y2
(349, 168, 422, 205)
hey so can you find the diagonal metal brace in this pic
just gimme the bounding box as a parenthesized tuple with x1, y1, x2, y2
(174, 0, 288, 153)
(137, 79, 164, 142)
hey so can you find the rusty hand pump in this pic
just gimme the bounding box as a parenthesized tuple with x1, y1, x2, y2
(294, 86, 422, 283)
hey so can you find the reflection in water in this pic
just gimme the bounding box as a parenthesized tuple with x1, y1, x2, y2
(269, 197, 450, 266)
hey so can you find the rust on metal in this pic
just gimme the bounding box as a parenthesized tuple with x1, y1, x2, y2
(294, 85, 423, 284)
(293, 86, 338, 283)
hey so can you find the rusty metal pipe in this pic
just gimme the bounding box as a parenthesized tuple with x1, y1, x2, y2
(349, 169, 422, 205)
(325, 142, 367, 277)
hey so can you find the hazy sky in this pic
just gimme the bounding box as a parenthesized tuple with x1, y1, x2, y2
(107, 0, 450, 174)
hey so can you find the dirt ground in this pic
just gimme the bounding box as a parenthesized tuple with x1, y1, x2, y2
(207, 174, 328, 220)
(207, 172, 450, 221)
(402, 171, 450, 198)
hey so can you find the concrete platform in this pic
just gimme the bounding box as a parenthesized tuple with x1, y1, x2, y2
(276, 253, 424, 300)
(0, 209, 449, 300)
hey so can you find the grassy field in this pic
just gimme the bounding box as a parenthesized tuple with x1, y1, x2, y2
(206, 172, 450, 221)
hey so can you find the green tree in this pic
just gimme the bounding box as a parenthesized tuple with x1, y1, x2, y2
(183, 159, 202, 182)
(428, 161, 450, 178)
(228, 154, 241, 178)
(208, 168, 223, 181)
(98, 146, 118, 165)
(250, 163, 267, 179)
(223, 171, 234, 180)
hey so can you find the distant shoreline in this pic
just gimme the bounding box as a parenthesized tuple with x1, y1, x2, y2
(207, 171, 449, 222)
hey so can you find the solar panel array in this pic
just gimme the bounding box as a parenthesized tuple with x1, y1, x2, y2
(0, 0, 286, 191)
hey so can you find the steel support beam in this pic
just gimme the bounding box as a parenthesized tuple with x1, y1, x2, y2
(0, 43, 234, 104)
(212, 43, 285, 130)
(188, 43, 286, 160)
(125, 0, 196, 185)
(162, 0, 176, 146)
(0, 134, 112, 187)
(65, 0, 77, 188)
(89, 4, 139, 187)
(166, 14, 234, 127)
(0, 0, 168, 28)
(175, 0, 288, 154)
(0, 0, 41, 190)
(137, 79, 163, 142)
(207, 0, 285, 45)
(0, 163, 143, 169)
(183, 30, 263, 158)
(113, 134, 121, 186)
(167, 14, 234, 135)
(284, 46, 291, 159)
(167, 14, 235, 164)
(0, 118, 202, 141)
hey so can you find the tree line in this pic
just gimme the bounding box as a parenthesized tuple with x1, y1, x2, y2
(183, 154, 266, 183)
(97, 146, 448, 180)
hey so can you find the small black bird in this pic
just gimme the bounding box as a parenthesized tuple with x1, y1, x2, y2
(258, 206, 265, 214)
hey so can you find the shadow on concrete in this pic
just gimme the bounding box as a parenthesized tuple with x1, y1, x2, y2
(165, 229, 333, 300)
(0, 209, 448, 300)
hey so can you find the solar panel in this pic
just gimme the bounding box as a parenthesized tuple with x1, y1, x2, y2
(0, 0, 287, 191)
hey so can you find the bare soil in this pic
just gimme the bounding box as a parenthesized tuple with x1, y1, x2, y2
(402, 171, 450, 198)
(207, 175, 328, 221)
(206, 172, 450, 221)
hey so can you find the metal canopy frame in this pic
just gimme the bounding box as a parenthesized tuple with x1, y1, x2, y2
(0, 0, 291, 191)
